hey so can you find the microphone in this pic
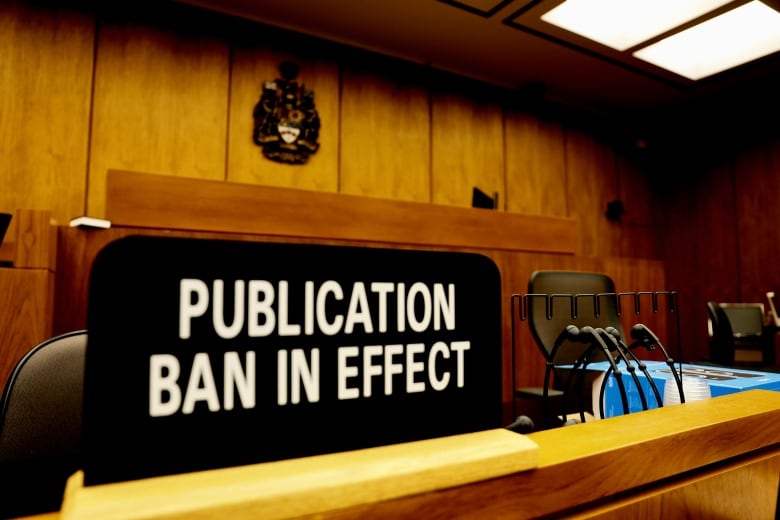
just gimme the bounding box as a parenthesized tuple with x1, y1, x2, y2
(604, 327, 663, 407)
(505, 415, 535, 434)
(629, 323, 685, 404)
(630, 323, 660, 350)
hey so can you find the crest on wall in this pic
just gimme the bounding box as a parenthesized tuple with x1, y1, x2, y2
(253, 61, 320, 165)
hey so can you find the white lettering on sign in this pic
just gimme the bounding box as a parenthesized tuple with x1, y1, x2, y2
(154, 278, 479, 417)
(149, 340, 471, 416)
(335, 341, 471, 400)
(178, 279, 456, 339)
(148, 351, 256, 417)
(277, 348, 320, 405)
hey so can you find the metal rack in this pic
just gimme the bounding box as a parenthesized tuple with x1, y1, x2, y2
(512, 291, 679, 322)
(509, 291, 682, 426)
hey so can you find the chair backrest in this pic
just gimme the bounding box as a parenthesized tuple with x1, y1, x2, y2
(526, 270, 624, 366)
(719, 303, 764, 337)
(0, 330, 87, 518)
(706, 302, 773, 366)
(706, 301, 734, 366)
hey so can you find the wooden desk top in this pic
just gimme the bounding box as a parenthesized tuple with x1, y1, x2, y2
(22, 390, 780, 520)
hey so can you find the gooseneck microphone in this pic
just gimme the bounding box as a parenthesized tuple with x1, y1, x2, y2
(604, 326, 663, 407)
(630, 323, 685, 403)
(596, 327, 648, 413)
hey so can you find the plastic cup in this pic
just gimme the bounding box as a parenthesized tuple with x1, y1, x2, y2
(663, 376, 711, 406)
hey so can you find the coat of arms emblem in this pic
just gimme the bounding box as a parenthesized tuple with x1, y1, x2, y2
(253, 61, 320, 164)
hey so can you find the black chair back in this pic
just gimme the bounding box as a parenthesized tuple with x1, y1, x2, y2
(707, 302, 774, 367)
(527, 270, 624, 366)
(0, 330, 87, 517)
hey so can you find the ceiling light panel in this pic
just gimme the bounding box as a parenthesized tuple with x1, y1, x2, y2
(633, 1, 780, 80)
(541, 0, 734, 51)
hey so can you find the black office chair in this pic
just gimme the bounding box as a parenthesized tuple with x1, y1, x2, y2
(706, 302, 774, 368)
(0, 330, 87, 518)
(517, 270, 625, 427)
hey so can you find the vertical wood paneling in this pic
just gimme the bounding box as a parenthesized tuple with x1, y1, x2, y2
(504, 112, 567, 217)
(601, 256, 669, 361)
(228, 42, 339, 191)
(0, 269, 53, 390)
(87, 6, 230, 216)
(564, 128, 618, 257)
(0, 1, 93, 231)
(616, 152, 654, 226)
(615, 153, 661, 259)
(734, 137, 780, 302)
(663, 164, 739, 362)
(340, 59, 430, 202)
(431, 83, 504, 208)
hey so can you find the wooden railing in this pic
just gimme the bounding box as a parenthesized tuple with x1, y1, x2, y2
(104, 169, 579, 254)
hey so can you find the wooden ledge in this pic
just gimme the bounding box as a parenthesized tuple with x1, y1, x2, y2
(60, 428, 538, 520)
(105, 170, 577, 254)
(293, 390, 780, 519)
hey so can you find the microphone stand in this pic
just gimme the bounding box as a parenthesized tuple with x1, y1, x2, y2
(557, 338, 594, 425)
(542, 324, 580, 428)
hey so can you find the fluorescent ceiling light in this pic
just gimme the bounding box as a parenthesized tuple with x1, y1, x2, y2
(634, 1, 780, 80)
(541, 0, 733, 51)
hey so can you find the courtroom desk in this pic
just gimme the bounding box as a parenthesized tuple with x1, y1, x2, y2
(19, 390, 780, 520)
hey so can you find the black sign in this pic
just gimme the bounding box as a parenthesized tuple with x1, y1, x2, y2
(82, 236, 502, 485)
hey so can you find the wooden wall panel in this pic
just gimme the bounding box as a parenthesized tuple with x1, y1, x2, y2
(227, 44, 339, 191)
(340, 60, 430, 202)
(431, 84, 504, 208)
(0, 1, 93, 232)
(601, 256, 670, 362)
(615, 153, 661, 260)
(0, 210, 56, 390)
(663, 164, 739, 363)
(87, 7, 230, 216)
(734, 136, 780, 303)
(616, 152, 654, 227)
(0, 0, 691, 373)
(0, 269, 53, 390)
(564, 128, 619, 258)
(504, 112, 567, 217)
